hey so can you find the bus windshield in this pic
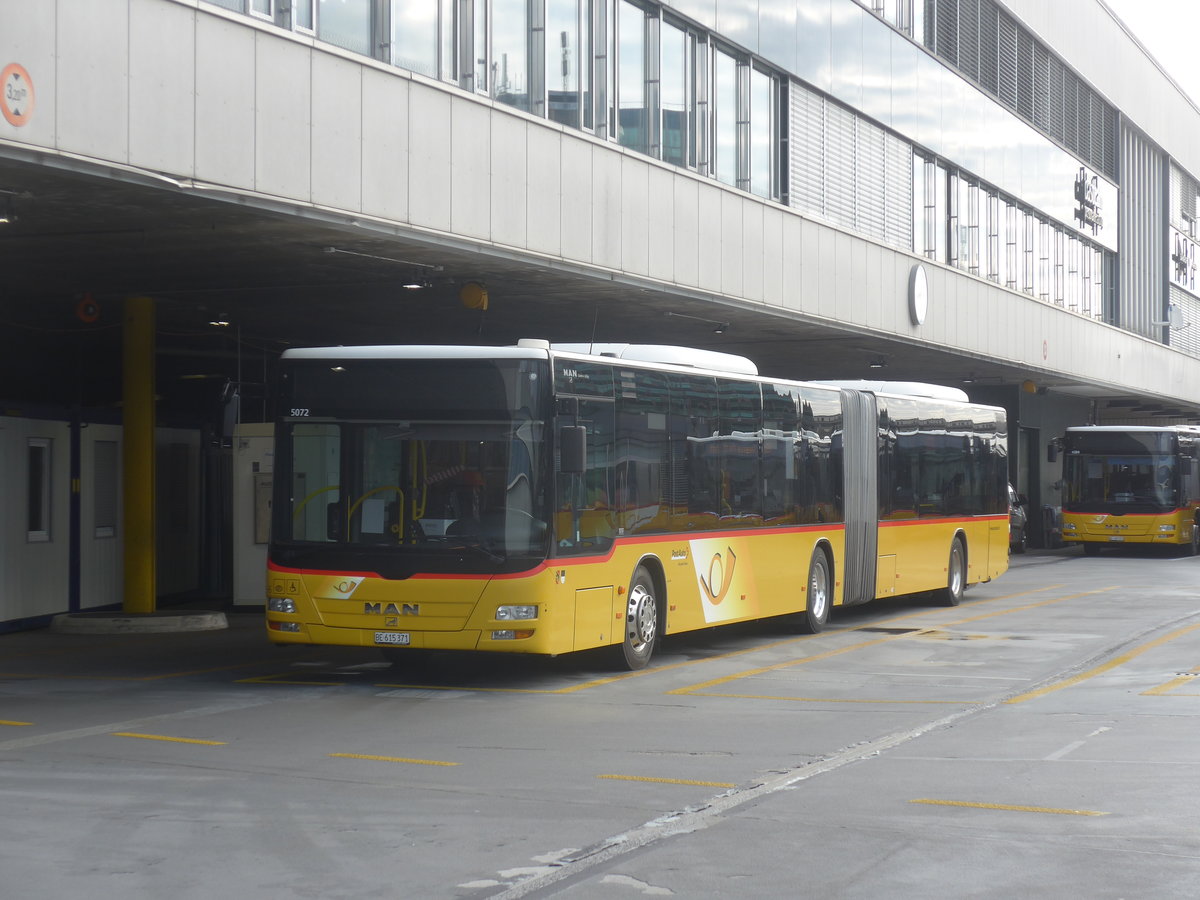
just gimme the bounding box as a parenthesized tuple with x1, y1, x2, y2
(272, 358, 551, 574)
(1063, 432, 1178, 513)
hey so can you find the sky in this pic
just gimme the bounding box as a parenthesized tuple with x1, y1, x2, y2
(1103, 0, 1200, 105)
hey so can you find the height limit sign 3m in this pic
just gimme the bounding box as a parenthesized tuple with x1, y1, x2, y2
(2, 63, 34, 127)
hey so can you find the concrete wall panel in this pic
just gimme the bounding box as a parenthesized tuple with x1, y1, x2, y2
(195, 15, 256, 190)
(407, 84, 452, 232)
(490, 112, 528, 248)
(57, 1, 128, 163)
(361, 68, 410, 223)
(719, 193, 744, 298)
(558, 135, 592, 263)
(310, 54, 363, 212)
(646, 167, 675, 283)
(696, 185, 722, 292)
(525, 127, 561, 257)
(450, 97, 491, 241)
(254, 36, 311, 200)
(671, 177, 699, 288)
(620, 155, 649, 277)
(591, 148, 621, 270)
(739, 199, 764, 303)
(129, 0, 195, 177)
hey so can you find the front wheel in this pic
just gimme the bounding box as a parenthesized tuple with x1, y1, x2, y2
(796, 548, 831, 633)
(617, 565, 659, 670)
(1187, 518, 1200, 557)
(938, 537, 966, 607)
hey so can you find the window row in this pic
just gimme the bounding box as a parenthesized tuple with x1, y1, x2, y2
(913, 155, 1109, 319)
(216, 0, 781, 199)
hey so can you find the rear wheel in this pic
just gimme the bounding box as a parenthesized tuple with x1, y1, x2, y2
(938, 537, 966, 607)
(1189, 518, 1200, 556)
(796, 548, 831, 633)
(618, 565, 659, 670)
(1011, 526, 1027, 554)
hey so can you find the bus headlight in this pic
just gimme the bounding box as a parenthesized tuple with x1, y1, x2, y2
(496, 605, 537, 620)
(491, 629, 534, 640)
(1158, 524, 1176, 532)
(1063, 523, 1076, 531)
(268, 597, 296, 613)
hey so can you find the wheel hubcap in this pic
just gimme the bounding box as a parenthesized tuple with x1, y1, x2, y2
(627, 584, 656, 649)
(810, 565, 828, 619)
(950, 549, 964, 595)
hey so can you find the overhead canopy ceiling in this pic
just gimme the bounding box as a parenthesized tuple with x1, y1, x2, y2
(0, 152, 1194, 423)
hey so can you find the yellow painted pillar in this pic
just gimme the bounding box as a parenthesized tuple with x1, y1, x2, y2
(122, 295, 156, 614)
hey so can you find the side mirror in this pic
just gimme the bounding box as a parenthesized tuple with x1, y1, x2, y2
(559, 425, 587, 474)
(1046, 443, 1058, 463)
(1182, 456, 1195, 476)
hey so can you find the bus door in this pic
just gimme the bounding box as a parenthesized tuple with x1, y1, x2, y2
(840, 389, 879, 605)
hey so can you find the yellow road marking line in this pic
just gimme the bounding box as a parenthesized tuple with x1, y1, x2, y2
(0, 720, 33, 726)
(1007, 620, 1200, 704)
(911, 798, 1107, 816)
(598, 774, 736, 788)
(111, 732, 226, 746)
(329, 752, 458, 767)
(670, 587, 1116, 697)
(682, 692, 966, 704)
(1141, 662, 1200, 696)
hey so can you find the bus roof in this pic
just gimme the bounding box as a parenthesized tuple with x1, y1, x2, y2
(811, 380, 971, 402)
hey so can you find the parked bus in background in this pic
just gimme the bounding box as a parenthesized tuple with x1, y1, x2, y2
(1058, 425, 1200, 556)
(266, 340, 1010, 669)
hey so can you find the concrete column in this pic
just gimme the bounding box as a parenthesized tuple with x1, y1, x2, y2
(122, 295, 156, 614)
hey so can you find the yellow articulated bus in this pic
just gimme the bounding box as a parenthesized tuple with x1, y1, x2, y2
(1058, 425, 1200, 556)
(266, 340, 1010, 669)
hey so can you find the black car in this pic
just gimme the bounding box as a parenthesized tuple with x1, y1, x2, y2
(1009, 484, 1029, 554)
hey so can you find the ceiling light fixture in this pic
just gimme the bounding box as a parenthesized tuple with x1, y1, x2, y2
(323, 246, 444, 271)
(868, 357, 887, 369)
(209, 314, 231, 327)
(664, 311, 731, 334)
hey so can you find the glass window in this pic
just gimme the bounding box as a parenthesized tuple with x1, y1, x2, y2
(28, 438, 51, 542)
(439, 0, 456, 81)
(965, 181, 980, 275)
(474, 0, 488, 94)
(548, 0, 585, 127)
(251, 0, 273, 19)
(986, 192, 1000, 282)
(317, 0, 373, 57)
(393, 2, 438, 78)
(295, 0, 315, 31)
(749, 68, 774, 198)
(712, 47, 737, 187)
(616, 0, 646, 152)
(94, 440, 118, 539)
(492, 0, 529, 110)
(1005, 201, 1018, 289)
(947, 170, 960, 267)
(661, 19, 689, 166)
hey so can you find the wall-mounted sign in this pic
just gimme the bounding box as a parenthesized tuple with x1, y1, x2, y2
(1170, 226, 1198, 297)
(908, 264, 928, 326)
(1073, 166, 1103, 236)
(1, 63, 33, 127)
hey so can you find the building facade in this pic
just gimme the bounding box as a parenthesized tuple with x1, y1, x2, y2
(0, 0, 1198, 628)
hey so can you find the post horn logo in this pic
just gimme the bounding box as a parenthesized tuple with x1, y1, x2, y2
(699, 547, 737, 605)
